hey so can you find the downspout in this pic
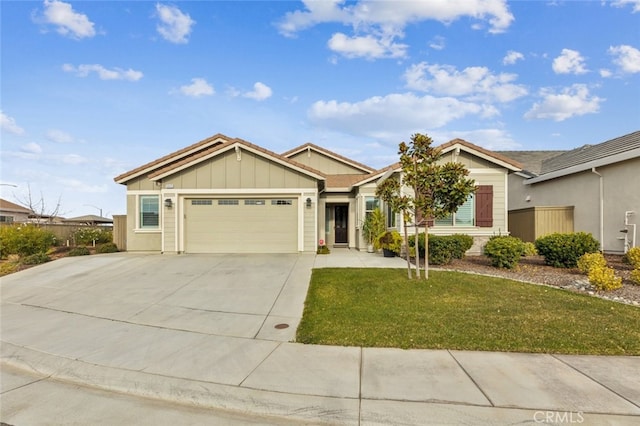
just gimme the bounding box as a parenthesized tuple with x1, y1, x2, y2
(591, 167, 604, 252)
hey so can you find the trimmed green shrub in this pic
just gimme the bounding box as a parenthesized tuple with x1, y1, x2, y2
(73, 227, 112, 245)
(96, 243, 119, 253)
(483, 236, 525, 269)
(21, 252, 51, 265)
(622, 247, 640, 268)
(588, 265, 622, 291)
(0, 261, 19, 276)
(408, 234, 473, 265)
(317, 245, 330, 254)
(535, 232, 600, 268)
(68, 246, 90, 256)
(377, 230, 403, 254)
(0, 224, 57, 258)
(577, 252, 607, 274)
(630, 268, 640, 285)
(522, 242, 538, 257)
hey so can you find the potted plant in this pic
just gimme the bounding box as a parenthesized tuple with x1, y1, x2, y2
(376, 230, 403, 257)
(362, 208, 386, 253)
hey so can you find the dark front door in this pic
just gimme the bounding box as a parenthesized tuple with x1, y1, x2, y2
(334, 205, 348, 244)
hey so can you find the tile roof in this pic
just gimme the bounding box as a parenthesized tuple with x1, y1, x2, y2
(497, 151, 566, 175)
(325, 174, 370, 190)
(439, 139, 523, 170)
(282, 142, 375, 173)
(148, 137, 326, 180)
(539, 130, 640, 174)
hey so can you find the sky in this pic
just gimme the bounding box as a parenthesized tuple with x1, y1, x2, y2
(1, 0, 639, 218)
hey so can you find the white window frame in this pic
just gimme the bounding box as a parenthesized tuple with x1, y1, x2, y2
(138, 194, 160, 230)
(434, 193, 475, 227)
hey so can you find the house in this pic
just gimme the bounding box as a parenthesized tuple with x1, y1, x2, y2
(506, 130, 640, 254)
(62, 215, 114, 226)
(0, 198, 32, 223)
(114, 134, 522, 254)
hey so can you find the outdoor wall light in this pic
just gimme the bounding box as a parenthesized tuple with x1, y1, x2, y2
(164, 198, 173, 208)
(306, 197, 312, 208)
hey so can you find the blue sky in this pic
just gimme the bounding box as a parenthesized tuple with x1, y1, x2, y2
(1, 0, 639, 218)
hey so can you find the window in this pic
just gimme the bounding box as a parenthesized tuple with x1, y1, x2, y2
(435, 194, 474, 227)
(191, 199, 212, 206)
(139, 195, 159, 228)
(271, 199, 293, 205)
(245, 199, 265, 206)
(386, 203, 396, 228)
(0, 215, 14, 223)
(218, 199, 239, 206)
(365, 196, 379, 213)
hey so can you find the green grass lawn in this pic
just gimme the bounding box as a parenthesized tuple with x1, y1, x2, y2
(296, 268, 640, 355)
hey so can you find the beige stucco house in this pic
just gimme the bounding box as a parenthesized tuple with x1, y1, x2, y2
(0, 198, 32, 223)
(114, 134, 522, 254)
(507, 130, 640, 254)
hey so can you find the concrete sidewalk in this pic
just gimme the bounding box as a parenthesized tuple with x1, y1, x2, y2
(2, 250, 639, 425)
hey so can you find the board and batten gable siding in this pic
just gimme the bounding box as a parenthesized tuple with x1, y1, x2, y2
(440, 151, 499, 170)
(288, 150, 366, 175)
(162, 149, 317, 190)
(125, 175, 157, 191)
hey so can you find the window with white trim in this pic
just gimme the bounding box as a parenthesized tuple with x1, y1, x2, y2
(386, 203, 397, 228)
(365, 196, 379, 216)
(139, 195, 159, 229)
(435, 194, 474, 227)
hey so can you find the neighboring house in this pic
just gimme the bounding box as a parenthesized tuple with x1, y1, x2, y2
(506, 130, 640, 254)
(63, 215, 114, 226)
(114, 134, 522, 254)
(0, 198, 32, 223)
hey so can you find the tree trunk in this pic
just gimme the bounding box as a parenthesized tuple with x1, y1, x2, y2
(414, 206, 420, 279)
(403, 221, 412, 279)
(424, 229, 429, 279)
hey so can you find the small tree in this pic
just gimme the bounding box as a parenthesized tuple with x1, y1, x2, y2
(14, 184, 64, 224)
(378, 133, 476, 279)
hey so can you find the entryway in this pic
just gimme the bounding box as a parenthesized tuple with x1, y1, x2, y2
(334, 205, 348, 246)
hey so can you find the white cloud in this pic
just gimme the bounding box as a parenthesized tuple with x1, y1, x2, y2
(62, 63, 143, 81)
(22, 142, 43, 155)
(1, 111, 25, 135)
(439, 128, 520, 150)
(503, 50, 524, 65)
(429, 36, 446, 50)
(308, 92, 497, 142)
(608, 45, 640, 73)
(41, 0, 95, 39)
(243, 82, 273, 101)
(552, 49, 588, 74)
(524, 84, 603, 121)
(178, 78, 214, 97)
(56, 177, 108, 193)
(46, 129, 74, 143)
(277, 1, 512, 60)
(155, 4, 195, 44)
(404, 62, 528, 103)
(599, 69, 613, 78)
(327, 33, 407, 59)
(56, 154, 87, 165)
(610, 0, 640, 13)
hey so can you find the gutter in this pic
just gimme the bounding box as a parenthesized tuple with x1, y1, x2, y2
(591, 167, 604, 252)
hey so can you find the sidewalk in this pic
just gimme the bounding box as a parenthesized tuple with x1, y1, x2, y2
(2, 250, 639, 425)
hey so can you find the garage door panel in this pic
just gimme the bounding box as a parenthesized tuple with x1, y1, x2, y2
(184, 198, 298, 253)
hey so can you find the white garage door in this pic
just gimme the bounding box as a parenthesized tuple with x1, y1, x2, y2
(184, 198, 298, 253)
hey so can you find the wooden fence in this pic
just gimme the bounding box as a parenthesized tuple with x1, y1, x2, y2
(508, 206, 574, 242)
(113, 215, 127, 251)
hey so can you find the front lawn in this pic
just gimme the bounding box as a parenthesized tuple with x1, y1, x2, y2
(296, 268, 640, 355)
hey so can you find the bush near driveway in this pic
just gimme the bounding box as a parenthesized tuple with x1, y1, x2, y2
(408, 234, 473, 265)
(483, 235, 525, 269)
(0, 224, 57, 258)
(535, 232, 600, 268)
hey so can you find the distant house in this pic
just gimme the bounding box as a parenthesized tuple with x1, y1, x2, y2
(114, 134, 522, 254)
(506, 130, 640, 254)
(0, 198, 32, 223)
(63, 215, 114, 226)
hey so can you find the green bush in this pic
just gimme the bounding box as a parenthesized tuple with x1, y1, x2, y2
(577, 252, 607, 274)
(21, 252, 51, 265)
(317, 245, 330, 254)
(630, 268, 640, 285)
(522, 242, 538, 257)
(622, 247, 640, 268)
(408, 234, 473, 265)
(0, 224, 57, 258)
(0, 261, 19, 276)
(68, 246, 91, 256)
(535, 232, 600, 268)
(483, 236, 525, 269)
(73, 227, 112, 245)
(588, 265, 622, 291)
(376, 230, 403, 254)
(96, 243, 119, 253)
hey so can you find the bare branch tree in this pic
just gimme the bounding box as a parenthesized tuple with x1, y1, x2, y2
(14, 184, 64, 224)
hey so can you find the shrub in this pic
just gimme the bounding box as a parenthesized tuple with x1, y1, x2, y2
(483, 236, 525, 269)
(73, 227, 112, 245)
(68, 246, 91, 256)
(0, 261, 19, 276)
(21, 252, 51, 265)
(588, 265, 622, 291)
(522, 242, 538, 257)
(96, 243, 119, 253)
(408, 234, 473, 265)
(576, 252, 607, 274)
(317, 245, 330, 254)
(376, 230, 403, 254)
(535, 232, 600, 268)
(630, 268, 640, 285)
(622, 247, 640, 268)
(0, 224, 57, 258)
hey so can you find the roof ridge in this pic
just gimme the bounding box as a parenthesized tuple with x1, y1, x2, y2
(282, 142, 375, 173)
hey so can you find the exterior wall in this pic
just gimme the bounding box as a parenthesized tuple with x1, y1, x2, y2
(0, 210, 30, 223)
(303, 191, 317, 251)
(125, 194, 162, 251)
(163, 193, 177, 253)
(125, 175, 156, 191)
(508, 157, 640, 253)
(288, 150, 366, 175)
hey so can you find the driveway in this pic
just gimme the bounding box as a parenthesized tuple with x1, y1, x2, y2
(1, 252, 314, 342)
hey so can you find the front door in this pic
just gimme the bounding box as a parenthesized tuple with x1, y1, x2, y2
(334, 205, 348, 244)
